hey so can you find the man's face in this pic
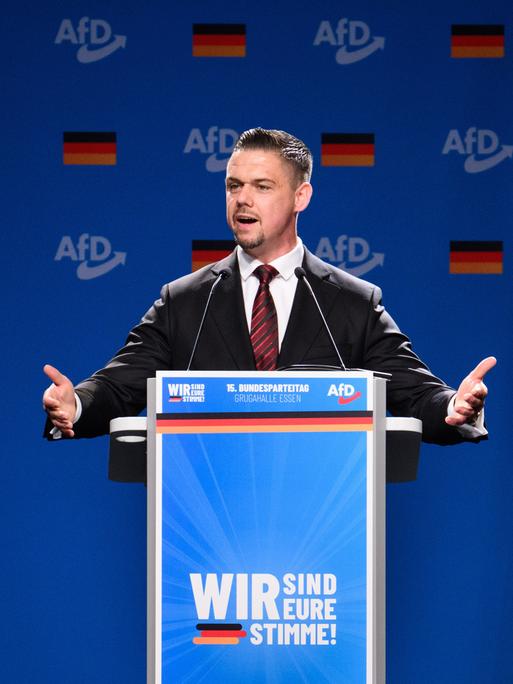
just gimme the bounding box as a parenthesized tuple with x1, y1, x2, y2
(225, 149, 312, 261)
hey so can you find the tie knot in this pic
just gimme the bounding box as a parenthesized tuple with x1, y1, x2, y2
(254, 264, 278, 286)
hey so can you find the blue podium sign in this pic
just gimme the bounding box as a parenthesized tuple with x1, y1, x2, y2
(147, 371, 386, 683)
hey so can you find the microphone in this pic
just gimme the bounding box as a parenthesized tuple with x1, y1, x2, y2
(294, 267, 347, 371)
(186, 267, 232, 370)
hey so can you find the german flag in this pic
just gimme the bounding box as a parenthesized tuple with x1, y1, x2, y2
(63, 132, 116, 165)
(157, 411, 373, 435)
(193, 623, 247, 646)
(451, 25, 505, 58)
(321, 133, 375, 167)
(192, 240, 235, 272)
(192, 24, 246, 57)
(449, 241, 503, 274)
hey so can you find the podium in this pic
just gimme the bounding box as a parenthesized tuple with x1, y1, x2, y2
(140, 369, 404, 683)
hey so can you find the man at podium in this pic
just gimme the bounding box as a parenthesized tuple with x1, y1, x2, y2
(43, 128, 495, 445)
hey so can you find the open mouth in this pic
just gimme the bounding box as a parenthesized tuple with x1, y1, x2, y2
(236, 215, 258, 225)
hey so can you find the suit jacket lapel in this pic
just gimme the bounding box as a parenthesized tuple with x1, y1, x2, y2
(277, 249, 341, 368)
(209, 251, 256, 369)
(205, 247, 342, 370)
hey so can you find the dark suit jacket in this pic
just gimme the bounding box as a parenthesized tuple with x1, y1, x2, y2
(60, 248, 469, 447)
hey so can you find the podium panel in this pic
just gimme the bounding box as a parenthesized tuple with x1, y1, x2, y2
(147, 371, 386, 683)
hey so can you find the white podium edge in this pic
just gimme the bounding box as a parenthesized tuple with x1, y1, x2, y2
(368, 376, 386, 684)
(147, 378, 160, 684)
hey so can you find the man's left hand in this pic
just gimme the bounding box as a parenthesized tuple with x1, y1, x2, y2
(445, 356, 497, 427)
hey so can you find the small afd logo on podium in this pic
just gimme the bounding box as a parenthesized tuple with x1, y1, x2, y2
(327, 383, 361, 405)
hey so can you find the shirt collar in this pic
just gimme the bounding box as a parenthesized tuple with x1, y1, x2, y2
(237, 237, 304, 281)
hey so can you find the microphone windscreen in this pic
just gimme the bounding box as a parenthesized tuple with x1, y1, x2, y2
(294, 266, 306, 280)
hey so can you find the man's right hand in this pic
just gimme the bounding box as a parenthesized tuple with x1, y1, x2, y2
(43, 364, 76, 438)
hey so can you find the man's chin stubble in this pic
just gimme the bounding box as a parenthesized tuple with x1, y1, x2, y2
(232, 229, 265, 251)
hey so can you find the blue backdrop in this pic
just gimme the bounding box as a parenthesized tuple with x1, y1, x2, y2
(3, 1, 511, 682)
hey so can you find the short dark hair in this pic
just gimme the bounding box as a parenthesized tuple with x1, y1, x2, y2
(232, 128, 313, 185)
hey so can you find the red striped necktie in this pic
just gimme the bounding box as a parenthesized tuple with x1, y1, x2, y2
(250, 265, 279, 371)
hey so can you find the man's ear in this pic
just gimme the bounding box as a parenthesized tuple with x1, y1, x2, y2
(294, 182, 313, 213)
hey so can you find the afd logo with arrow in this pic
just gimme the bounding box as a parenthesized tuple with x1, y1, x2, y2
(183, 127, 239, 173)
(55, 17, 127, 63)
(55, 234, 127, 280)
(442, 128, 513, 173)
(327, 383, 361, 405)
(315, 234, 385, 278)
(313, 18, 385, 65)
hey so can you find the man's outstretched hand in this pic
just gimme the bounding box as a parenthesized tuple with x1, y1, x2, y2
(446, 356, 496, 427)
(43, 364, 76, 437)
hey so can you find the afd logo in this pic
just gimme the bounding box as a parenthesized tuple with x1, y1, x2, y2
(327, 383, 361, 405)
(442, 128, 513, 173)
(315, 234, 384, 277)
(55, 17, 127, 63)
(54, 234, 126, 280)
(313, 18, 385, 64)
(184, 127, 239, 172)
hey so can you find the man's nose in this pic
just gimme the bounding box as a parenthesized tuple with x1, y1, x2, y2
(236, 184, 253, 205)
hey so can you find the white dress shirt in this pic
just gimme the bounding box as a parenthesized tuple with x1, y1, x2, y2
(237, 237, 304, 348)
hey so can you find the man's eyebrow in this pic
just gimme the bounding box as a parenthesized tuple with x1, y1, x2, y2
(252, 177, 276, 184)
(225, 176, 276, 185)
